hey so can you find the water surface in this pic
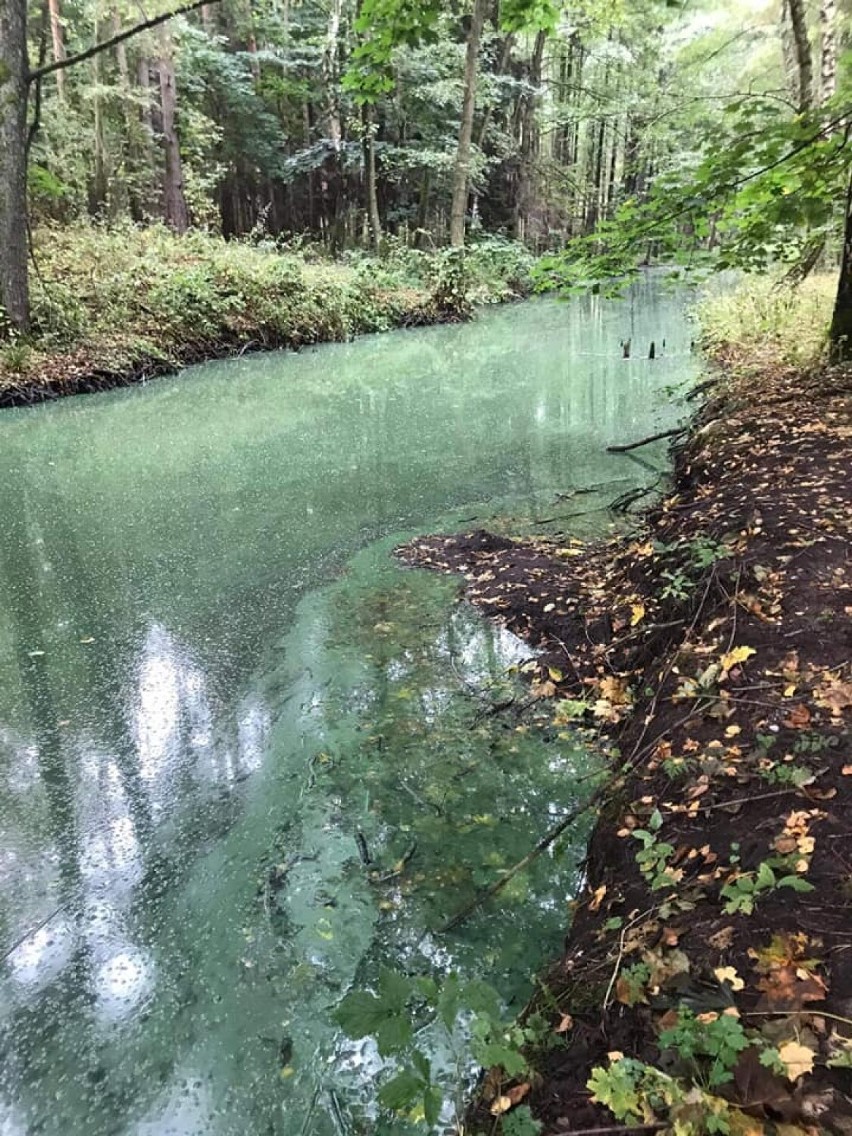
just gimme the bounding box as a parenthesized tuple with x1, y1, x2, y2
(0, 285, 697, 1134)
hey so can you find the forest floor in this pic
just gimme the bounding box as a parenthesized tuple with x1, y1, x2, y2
(0, 226, 529, 408)
(399, 330, 852, 1134)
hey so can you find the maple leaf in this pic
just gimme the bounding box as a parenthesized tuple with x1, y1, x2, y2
(777, 1041, 815, 1081)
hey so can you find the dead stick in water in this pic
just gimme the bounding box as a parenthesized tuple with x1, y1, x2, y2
(438, 781, 613, 933)
(606, 426, 686, 453)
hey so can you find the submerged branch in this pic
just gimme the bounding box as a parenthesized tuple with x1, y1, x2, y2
(438, 780, 612, 933)
(606, 427, 686, 453)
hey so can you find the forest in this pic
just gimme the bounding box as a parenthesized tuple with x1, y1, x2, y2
(1, 0, 851, 352)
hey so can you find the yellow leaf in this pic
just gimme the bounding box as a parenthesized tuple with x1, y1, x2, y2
(714, 966, 745, 992)
(630, 603, 646, 626)
(588, 884, 607, 912)
(720, 645, 756, 673)
(778, 1040, 815, 1081)
(490, 1096, 513, 1116)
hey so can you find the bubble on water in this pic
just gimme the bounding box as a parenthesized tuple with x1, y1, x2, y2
(95, 948, 154, 1022)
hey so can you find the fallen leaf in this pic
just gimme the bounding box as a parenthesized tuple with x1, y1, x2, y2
(588, 884, 607, 912)
(506, 1083, 531, 1106)
(777, 1040, 815, 1081)
(631, 603, 646, 626)
(714, 966, 745, 992)
(555, 1014, 573, 1034)
(784, 704, 811, 729)
(721, 645, 756, 673)
(708, 926, 735, 950)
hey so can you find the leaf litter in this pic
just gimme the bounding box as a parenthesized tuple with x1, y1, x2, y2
(398, 357, 851, 1134)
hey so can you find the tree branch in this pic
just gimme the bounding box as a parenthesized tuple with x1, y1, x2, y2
(607, 426, 687, 453)
(27, 0, 220, 84)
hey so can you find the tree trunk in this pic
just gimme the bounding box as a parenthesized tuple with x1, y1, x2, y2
(157, 25, 190, 232)
(449, 0, 488, 247)
(89, 34, 109, 216)
(829, 169, 852, 359)
(47, 0, 65, 96)
(0, 0, 30, 332)
(363, 104, 381, 251)
(515, 28, 547, 242)
(785, 0, 814, 113)
(819, 0, 836, 101)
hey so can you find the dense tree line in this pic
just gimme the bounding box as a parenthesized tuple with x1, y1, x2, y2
(2, 0, 852, 349)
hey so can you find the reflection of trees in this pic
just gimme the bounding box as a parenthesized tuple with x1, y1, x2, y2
(0, 480, 83, 909)
(41, 504, 155, 849)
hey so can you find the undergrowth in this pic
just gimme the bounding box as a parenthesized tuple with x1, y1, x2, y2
(0, 226, 534, 391)
(695, 273, 835, 366)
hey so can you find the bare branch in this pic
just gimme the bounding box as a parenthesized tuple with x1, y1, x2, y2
(27, 0, 220, 84)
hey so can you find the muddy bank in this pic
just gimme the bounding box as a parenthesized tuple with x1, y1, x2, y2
(399, 359, 852, 1134)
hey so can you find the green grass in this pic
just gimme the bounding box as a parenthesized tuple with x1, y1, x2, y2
(695, 273, 836, 367)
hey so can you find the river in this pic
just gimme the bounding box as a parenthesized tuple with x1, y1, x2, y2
(0, 282, 697, 1135)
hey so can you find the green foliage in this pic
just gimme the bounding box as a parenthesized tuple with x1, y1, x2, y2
(658, 1009, 749, 1088)
(631, 808, 678, 891)
(588, 1054, 752, 1135)
(653, 538, 732, 603)
(720, 858, 815, 916)
(334, 970, 539, 1132)
(502, 1105, 542, 1135)
(534, 86, 852, 298)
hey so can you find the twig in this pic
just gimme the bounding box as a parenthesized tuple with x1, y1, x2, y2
(606, 427, 687, 453)
(1, 903, 67, 965)
(532, 508, 601, 526)
(610, 478, 661, 513)
(550, 1125, 666, 1135)
(438, 781, 612, 933)
(602, 907, 656, 1010)
(694, 788, 798, 813)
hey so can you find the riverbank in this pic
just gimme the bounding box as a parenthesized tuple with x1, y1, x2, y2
(399, 279, 852, 1134)
(0, 226, 532, 408)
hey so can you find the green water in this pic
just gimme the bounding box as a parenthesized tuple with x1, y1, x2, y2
(0, 285, 697, 1135)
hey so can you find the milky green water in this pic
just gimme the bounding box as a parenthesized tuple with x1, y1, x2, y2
(0, 283, 697, 1135)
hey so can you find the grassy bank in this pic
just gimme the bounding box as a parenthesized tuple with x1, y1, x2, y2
(400, 277, 851, 1135)
(696, 273, 836, 367)
(0, 227, 534, 407)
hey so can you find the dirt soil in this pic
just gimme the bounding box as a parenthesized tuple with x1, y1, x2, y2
(398, 355, 852, 1135)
